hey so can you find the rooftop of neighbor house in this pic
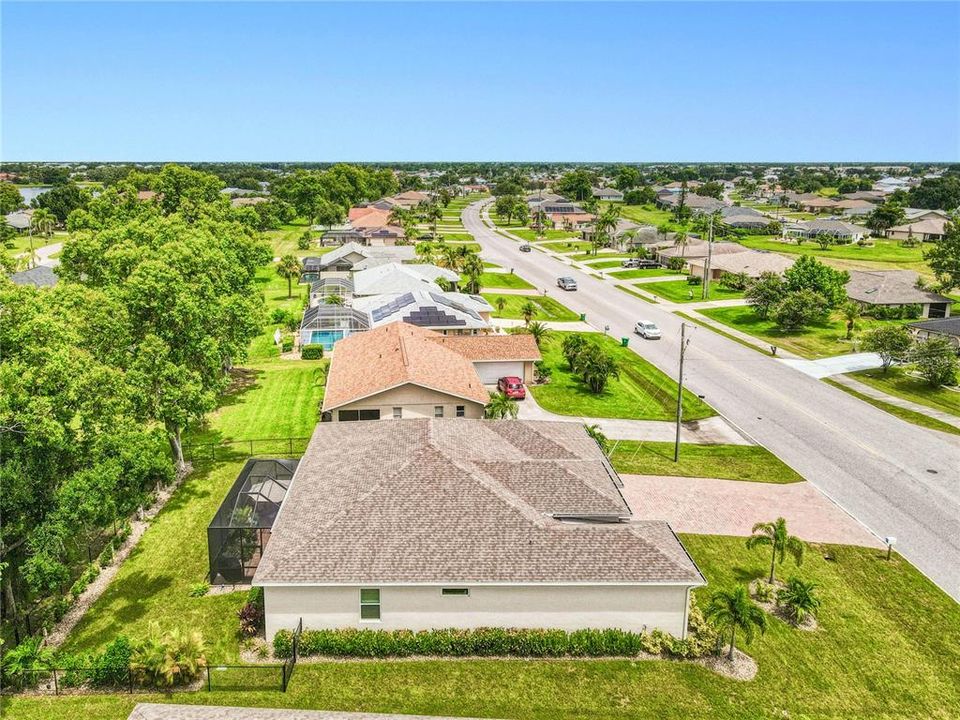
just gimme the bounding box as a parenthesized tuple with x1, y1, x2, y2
(657, 240, 744, 259)
(351, 290, 491, 331)
(252, 419, 704, 587)
(845, 270, 952, 306)
(426, 332, 541, 361)
(9, 264, 59, 287)
(127, 705, 499, 720)
(909, 316, 960, 337)
(351, 263, 458, 296)
(789, 219, 870, 235)
(888, 216, 949, 235)
(321, 321, 491, 412)
(688, 249, 795, 276)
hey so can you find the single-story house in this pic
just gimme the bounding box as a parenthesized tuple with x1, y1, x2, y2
(353, 290, 493, 333)
(886, 216, 949, 242)
(832, 199, 875, 217)
(580, 219, 645, 244)
(320, 322, 492, 422)
(426, 332, 541, 384)
(592, 187, 624, 202)
(526, 192, 567, 205)
(908, 317, 960, 348)
(253, 419, 705, 640)
(351, 263, 459, 298)
(846, 270, 952, 319)
(687, 249, 794, 281)
(549, 212, 595, 230)
(719, 205, 773, 229)
(301, 243, 416, 281)
(797, 197, 839, 214)
(8, 265, 59, 288)
(655, 193, 725, 214)
(655, 240, 743, 266)
(4, 210, 33, 231)
(840, 191, 885, 203)
(785, 219, 870, 242)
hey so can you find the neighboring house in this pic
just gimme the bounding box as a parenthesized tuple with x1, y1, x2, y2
(908, 317, 960, 348)
(687, 249, 794, 281)
(845, 270, 952, 319)
(387, 190, 432, 209)
(253, 419, 704, 641)
(840, 190, 885, 203)
(549, 212, 595, 230)
(874, 176, 913, 194)
(351, 262, 458, 298)
(719, 205, 773, 229)
(580, 219, 645, 244)
(832, 199, 875, 217)
(320, 322, 491, 422)
(656, 193, 725, 214)
(655, 240, 742, 265)
(8, 265, 59, 288)
(354, 290, 493, 333)
(526, 191, 567, 205)
(230, 196, 269, 208)
(300, 243, 416, 281)
(785, 219, 870, 242)
(886, 216, 950, 242)
(592, 187, 624, 202)
(4, 209, 33, 231)
(797, 197, 839, 214)
(426, 332, 541, 384)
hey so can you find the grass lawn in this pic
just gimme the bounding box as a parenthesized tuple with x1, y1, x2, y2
(530, 333, 713, 421)
(607, 268, 680, 280)
(586, 259, 630, 269)
(616, 203, 683, 231)
(736, 235, 930, 271)
(263, 222, 320, 257)
(255, 264, 308, 314)
(699, 305, 903, 359)
(848, 367, 960, 419)
(8, 230, 68, 255)
(483, 294, 579, 322)
(568, 251, 632, 262)
(510, 228, 578, 243)
(540, 240, 594, 254)
(609, 441, 803, 483)
(478, 271, 535, 290)
(823, 378, 960, 437)
(616, 285, 658, 303)
(438, 233, 474, 243)
(12, 537, 959, 720)
(641, 280, 745, 303)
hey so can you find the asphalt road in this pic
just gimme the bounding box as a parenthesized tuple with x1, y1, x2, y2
(465, 201, 960, 601)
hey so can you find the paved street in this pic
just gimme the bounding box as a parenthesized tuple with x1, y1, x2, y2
(465, 201, 960, 600)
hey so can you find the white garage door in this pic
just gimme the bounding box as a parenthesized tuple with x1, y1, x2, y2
(475, 361, 524, 385)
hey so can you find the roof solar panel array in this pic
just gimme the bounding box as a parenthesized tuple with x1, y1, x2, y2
(371, 292, 417, 322)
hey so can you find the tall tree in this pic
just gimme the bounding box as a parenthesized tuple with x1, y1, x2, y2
(861, 325, 914, 373)
(746, 517, 804, 584)
(705, 585, 767, 660)
(276, 254, 303, 298)
(925, 219, 960, 292)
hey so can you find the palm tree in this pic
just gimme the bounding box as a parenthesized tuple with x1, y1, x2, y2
(841, 301, 861, 340)
(746, 517, 805, 584)
(484, 391, 518, 420)
(673, 230, 689, 258)
(494, 296, 507, 317)
(657, 223, 672, 242)
(519, 300, 539, 326)
(423, 202, 443, 240)
(388, 206, 411, 229)
(437, 244, 461, 271)
(276, 254, 303, 298)
(777, 578, 822, 625)
(592, 204, 621, 255)
(325, 294, 344, 306)
(522, 320, 550, 347)
(574, 343, 620, 394)
(584, 423, 609, 454)
(461, 253, 484, 294)
(31, 208, 56, 239)
(705, 585, 767, 660)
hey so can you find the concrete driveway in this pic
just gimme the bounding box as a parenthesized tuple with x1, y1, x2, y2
(778, 352, 883, 379)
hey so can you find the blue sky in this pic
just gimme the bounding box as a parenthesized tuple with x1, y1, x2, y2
(2, 2, 958, 162)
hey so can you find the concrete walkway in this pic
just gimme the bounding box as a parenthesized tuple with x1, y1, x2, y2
(513, 387, 752, 444)
(830, 374, 960, 429)
(779, 352, 884, 379)
(680, 309, 804, 359)
(621, 475, 883, 548)
(16, 241, 63, 268)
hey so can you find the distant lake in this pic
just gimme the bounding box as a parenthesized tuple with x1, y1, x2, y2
(18, 186, 51, 204)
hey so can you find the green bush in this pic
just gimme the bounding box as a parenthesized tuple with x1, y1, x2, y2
(273, 629, 293, 658)
(91, 635, 133, 687)
(188, 582, 210, 598)
(281, 338, 294, 353)
(300, 344, 324, 360)
(686, 276, 702, 286)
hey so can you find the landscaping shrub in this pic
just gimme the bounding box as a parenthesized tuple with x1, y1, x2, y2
(188, 582, 210, 597)
(91, 635, 133, 687)
(1, 637, 54, 687)
(300, 344, 324, 360)
(667, 257, 686, 272)
(297, 231, 312, 250)
(273, 629, 293, 658)
(281, 338, 294, 353)
(238, 587, 264, 638)
(130, 623, 208, 688)
(686, 276, 702, 286)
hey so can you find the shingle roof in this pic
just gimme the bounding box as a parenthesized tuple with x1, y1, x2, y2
(888, 217, 948, 236)
(426, 333, 541, 361)
(351, 263, 456, 297)
(127, 705, 492, 720)
(687, 249, 794, 277)
(846, 270, 951, 306)
(909, 317, 960, 337)
(322, 322, 491, 411)
(253, 419, 704, 587)
(9, 265, 58, 287)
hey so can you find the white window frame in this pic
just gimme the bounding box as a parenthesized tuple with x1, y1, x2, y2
(392, 407, 402, 419)
(359, 588, 381, 622)
(434, 406, 444, 418)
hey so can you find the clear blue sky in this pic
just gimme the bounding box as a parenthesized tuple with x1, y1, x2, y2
(2, 2, 958, 162)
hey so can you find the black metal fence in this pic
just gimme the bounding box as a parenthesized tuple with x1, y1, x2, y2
(281, 617, 303, 692)
(184, 437, 312, 462)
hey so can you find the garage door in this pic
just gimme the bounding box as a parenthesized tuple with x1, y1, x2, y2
(475, 361, 524, 385)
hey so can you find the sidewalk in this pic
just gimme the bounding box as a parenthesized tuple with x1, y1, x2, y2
(829, 373, 960, 429)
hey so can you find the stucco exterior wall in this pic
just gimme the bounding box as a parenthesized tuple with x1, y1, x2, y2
(262, 584, 692, 640)
(329, 385, 485, 421)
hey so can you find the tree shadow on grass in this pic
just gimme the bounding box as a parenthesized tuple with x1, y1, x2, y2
(731, 565, 765, 585)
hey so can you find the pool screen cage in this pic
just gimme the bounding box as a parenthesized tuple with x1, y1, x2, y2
(207, 458, 298, 584)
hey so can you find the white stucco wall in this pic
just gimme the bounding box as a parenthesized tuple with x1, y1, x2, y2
(328, 385, 485, 421)
(262, 584, 692, 641)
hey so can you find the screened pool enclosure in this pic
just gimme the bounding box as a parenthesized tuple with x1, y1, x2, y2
(207, 458, 298, 584)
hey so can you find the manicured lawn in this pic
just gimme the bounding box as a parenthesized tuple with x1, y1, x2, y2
(12, 537, 959, 720)
(255, 263, 308, 314)
(530, 333, 713, 421)
(569, 251, 632, 262)
(586, 259, 629, 269)
(607, 268, 680, 280)
(483, 294, 579, 322)
(823, 378, 960, 437)
(438, 233, 474, 243)
(848, 367, 960, 419)
(699, 305, 904, 359)
(736, 235, 930, 269)
(8, 230, 67, 255)
(478, 271, 535, 290)
(510, 228, 578, 243)
(263, 222, 321, 257)
(616, 203, 683, 231)
(641, 280, 744, 303)
(609, 441, 804, 483)
(616, 285, 658, 303)
(540, 240, 593, 254)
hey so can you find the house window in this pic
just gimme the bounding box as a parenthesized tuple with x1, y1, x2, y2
(338, 410, 359, 422)
(360, 588, 380, 620)
(359, 409, 380, 421)
(456, 405, 465, 418)
(441, 588, 469, 596)
(392, 407, 402, 419)
(434, 406, 444, 418)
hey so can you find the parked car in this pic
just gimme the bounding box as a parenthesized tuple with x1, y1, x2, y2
(497, 376, 526, 400)
(621, 258, 641, 268)
(634, 320, 662, 339)
(623, 258, 660, 269)
(519, 244, 532, 253)
(557, 276, 578, 291)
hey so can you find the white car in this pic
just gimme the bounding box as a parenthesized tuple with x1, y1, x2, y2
(634, 320, 662, 339)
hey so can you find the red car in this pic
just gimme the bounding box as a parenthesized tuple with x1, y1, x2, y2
(497, 376, 526, 400)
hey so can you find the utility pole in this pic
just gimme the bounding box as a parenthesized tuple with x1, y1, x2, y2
(674, 322, 690, 462)
(701, 213, 714, 300)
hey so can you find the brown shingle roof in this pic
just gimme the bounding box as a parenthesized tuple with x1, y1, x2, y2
(426, 333, 541, 361)
(253, 419, 704, 587)
(845, 270, 951, 306)
(321, 322, 490, 412)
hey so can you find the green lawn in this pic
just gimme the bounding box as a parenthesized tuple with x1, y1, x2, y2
(8, 230, 68, 255)
(641, 280, 745, 303)
(607, 268, 681, 281)
(848, 367, 960, 419)
(483, 294, 579, 322)
(615, 203, 683, 231)
(699, 305, 904, 359)
(255, 263, 308, 314)
(510, 228, 579, 243)
(263, 222, 320, 257)
(530, 333, 714, 421)
(438, 233, 474, 243)
(568, 252, 632, 262)
(478, 271, 535, 290)
(736, 235, 930, 271)
(609, 442, 804, 483)
(540, 240, 593, 254)
(11, 537, 959, 720)
(823, 378, 960, 437)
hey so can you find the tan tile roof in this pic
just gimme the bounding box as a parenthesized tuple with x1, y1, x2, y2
(426, 333, 541, 361)
(253, 419, 704, 586)
(351, 209, 391, 229)
(321, 322, 490, 411)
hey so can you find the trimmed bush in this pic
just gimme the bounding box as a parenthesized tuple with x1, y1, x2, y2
(281, 338, 294, 353)
(91, 636, 133, 687)
(300, 344, 324, 360)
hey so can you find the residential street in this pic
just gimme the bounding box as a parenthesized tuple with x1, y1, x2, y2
(465, 200, 960, 601)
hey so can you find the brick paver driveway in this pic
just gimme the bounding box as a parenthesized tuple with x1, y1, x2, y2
(621, 475, 883, 548)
